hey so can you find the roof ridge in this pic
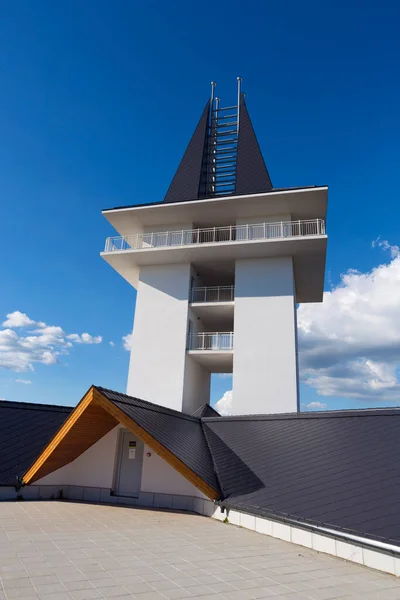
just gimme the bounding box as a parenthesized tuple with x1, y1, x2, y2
(95, 386, 201, 423)
(0, 399, 72, 412)
(203, 408, 400, 422)
(200, 422, 226, 498)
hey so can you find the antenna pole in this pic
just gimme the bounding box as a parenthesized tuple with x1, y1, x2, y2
(210, 81, 216, 125)
(237, 77, 242, 133)
(211, 81, 216, 104)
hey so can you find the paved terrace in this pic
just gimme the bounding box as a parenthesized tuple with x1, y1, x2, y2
(0, 503, 399, 600)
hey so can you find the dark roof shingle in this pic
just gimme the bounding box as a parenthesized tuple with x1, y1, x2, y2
(0, 400, 71, 485)
(203, 409, 400, 545)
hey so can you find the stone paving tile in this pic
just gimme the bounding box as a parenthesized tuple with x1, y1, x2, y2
(1, 502, 400, 600)
(63, 581, 94, 592)
(124, 582, 154, 594)
(161, 589, 193, 599)
(95, 585, 128, 597)
(69, 591, 101, 600)
(130, 592, 165, 600)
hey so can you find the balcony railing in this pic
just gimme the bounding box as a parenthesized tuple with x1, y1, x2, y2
(191, 285, 234, 303)
(187, 332, 234, 351)
(104, 218, 326, 252)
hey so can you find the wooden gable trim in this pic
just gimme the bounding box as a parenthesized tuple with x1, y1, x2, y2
(23, 386, 220, 501)
(23, 387, 96, 484)
(22, 386, 119, 485)
(92, 388, 220, 500)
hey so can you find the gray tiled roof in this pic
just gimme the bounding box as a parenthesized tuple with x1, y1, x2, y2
(203, 409, 400, 545)
(95, 387, 220, 494)
(0, 400, 71, 486)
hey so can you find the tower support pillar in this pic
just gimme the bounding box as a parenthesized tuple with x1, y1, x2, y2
(232, 256, 299, 414)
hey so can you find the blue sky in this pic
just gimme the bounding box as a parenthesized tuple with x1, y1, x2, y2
(1, 1, 400, 409)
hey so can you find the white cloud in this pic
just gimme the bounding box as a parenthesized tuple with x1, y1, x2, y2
(122, 333, 133, 351)
(66, 333, 102, 344)
(109, 341, 115, 347)
(302, 401, 328, 411)
(15, 379, 32, 385)
(298, 241, 400, 402)
(214, 390, 233, 415)
(214, 241, 400, 413)
(371, 237, 400, 259)
(2, 311, 35, 328)
(0, 312, 103, 372)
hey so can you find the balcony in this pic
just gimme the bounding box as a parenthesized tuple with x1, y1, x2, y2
(104, 218, 326, 252)
(188, 332, 234, 351)
(101, 217, 327, 303)
(190, 285, 234, 303)
(187, 332, 234, 372)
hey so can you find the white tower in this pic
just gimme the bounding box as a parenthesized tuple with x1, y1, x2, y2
(101, 80, 328, 415)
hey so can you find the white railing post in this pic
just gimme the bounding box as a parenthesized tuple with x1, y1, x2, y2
(204, 287, 207, 303)
(317, 219, 320, 235)
(229, 225, 233, 241)
(217, 287, 220, 302)
(280, 221, 283, 238)
(201, 332, 205, 350)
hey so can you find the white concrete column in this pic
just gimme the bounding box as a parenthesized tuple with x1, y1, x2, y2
(127, 263, 192, 411)
(232, 256, 299, 414)
(182, 357, 211, 414)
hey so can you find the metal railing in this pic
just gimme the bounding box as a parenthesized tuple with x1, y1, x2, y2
(104, 218, 326, 252)
(191, 285, 234, 303)
(187, 332, 234, 351)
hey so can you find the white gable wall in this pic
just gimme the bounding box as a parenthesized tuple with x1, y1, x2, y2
(36, 425, 121, 489)
(36, 425, 207, 499)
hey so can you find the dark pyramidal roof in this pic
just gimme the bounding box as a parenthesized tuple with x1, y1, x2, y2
(164, 79, 273, 204)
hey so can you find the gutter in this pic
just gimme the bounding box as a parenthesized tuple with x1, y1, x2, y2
(215, 500, 400, 558)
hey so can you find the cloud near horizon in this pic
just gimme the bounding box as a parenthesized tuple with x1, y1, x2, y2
(122, 333, 133, 351)
(215, 241, 400, 414)
(0, 311, 103, 372)
(298, 240, 400, 402)
(214, 390, 233, 415)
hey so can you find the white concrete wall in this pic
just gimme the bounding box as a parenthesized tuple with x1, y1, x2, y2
(183, 307, 211, 413)
(194, 502, 400, 578)
(188, 306, 205, 334)
(36, 426, 121, 488)
(232, 256, 299, 414)
(236, 213, 292, 226)
(182, 356, 210, 414)
(127, 263, 191, 411)
(36, 425, 206, 500)
(143, 222, 193, 234)
(141, 446, 206, 497)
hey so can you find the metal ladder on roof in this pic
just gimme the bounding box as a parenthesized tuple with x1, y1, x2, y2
(206, 78, 242, 197)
